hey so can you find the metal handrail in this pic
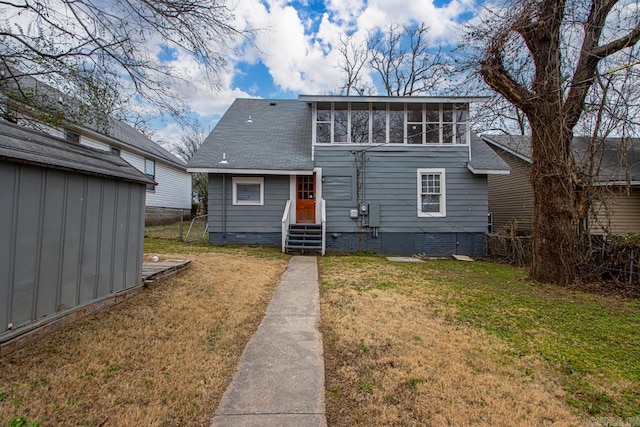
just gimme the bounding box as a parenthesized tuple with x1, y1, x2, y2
(184, 214, 209, 242)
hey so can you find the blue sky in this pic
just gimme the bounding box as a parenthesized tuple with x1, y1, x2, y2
(150, 0, 482, 144)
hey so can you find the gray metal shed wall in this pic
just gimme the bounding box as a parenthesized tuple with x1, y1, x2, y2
(207, 174, 290, 233)
(315, 145, 488, 233)
(0, 160, 145, 335)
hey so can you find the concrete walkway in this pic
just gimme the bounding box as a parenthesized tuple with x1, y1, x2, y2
(211, 256, 327, 427)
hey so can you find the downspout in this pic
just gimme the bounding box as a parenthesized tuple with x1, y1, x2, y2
(222, 174, 226, 237)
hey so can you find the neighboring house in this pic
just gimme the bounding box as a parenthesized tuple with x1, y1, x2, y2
(67, 118, 192, 225)
(0, 120, 153, 355)
(483, 134, 640, 235)
(187, 96, 509, 257)
(1, 72, 192, 225)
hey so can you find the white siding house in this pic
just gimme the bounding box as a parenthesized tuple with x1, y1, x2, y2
(120, 149, 192, 211)
(72, 122, 192, 225)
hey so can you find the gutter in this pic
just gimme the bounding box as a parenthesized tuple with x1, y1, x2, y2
(467, 163, 510, 175)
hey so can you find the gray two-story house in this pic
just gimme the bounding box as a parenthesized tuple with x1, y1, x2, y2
(187, 95, 509, 257)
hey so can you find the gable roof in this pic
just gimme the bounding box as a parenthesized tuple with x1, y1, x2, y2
(2, 71, 186, 170)
(187, 98, 314, 173)
(0, 120, 154, 184)
(482, 134, 640, 184)
(76, 118, 187, 169)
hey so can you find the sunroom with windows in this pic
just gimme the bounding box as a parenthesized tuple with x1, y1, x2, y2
(311, 100, 471, 145)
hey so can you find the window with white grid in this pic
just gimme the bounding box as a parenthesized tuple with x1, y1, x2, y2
(417, 169, 446, 217)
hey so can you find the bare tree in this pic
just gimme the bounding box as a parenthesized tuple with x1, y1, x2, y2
(172, 122, 208, 214)
(475, 96, 531, 135)
(335, 34, 373, 96)
(368, 22, 447, 96)
(0, 0, 242, 126)
(471, 0, 640, 284)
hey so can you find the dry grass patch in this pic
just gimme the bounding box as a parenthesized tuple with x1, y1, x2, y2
(321, 255, 585, 426)
(0, 244, 289, 426)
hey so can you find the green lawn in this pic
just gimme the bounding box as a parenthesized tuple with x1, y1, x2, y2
(320, 255, 640, 420)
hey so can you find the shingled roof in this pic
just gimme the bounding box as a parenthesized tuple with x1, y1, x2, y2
(468, 135, 510, 174)
(2, 71, 185, 170)
(187, 99, 313, 172)
(0, 120, 154, 184)
(84, 118, 187, 169)
(482, 134, 640, 184)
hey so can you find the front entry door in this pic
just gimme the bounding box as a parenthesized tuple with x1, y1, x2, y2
(296, 174, 316, 223)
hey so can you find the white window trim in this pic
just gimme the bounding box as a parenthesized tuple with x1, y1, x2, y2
(144, 158, 156, 192)
(232, 177, 264, 206)
(417, 168, 446, 217)
(312, 102, 470, 146)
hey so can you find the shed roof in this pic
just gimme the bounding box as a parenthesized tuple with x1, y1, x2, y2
(0, 120, 154, 184)
(187, 98, 314, 172)
(482, 134, 640, 184)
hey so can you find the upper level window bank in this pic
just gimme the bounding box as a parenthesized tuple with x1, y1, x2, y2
(313, 102, 469, 145)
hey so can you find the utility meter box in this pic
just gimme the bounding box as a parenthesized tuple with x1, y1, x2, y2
(368, 203, 381, 227)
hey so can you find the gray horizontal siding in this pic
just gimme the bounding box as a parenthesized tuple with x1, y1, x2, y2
(1, 160, 144, 335)
(316, 145, 488, 233)
(208, 174, 290, 233)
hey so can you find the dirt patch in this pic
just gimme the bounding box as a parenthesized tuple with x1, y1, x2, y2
(0, 250, 288, 426)
(321, 257, 584, 426)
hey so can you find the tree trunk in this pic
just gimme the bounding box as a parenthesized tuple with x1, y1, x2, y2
(529, 119, 579, 285)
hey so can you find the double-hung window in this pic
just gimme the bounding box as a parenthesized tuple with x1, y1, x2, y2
(233, 177, 264, 206)
(417, 169, 446, 217)
(145, 158, 156, 192)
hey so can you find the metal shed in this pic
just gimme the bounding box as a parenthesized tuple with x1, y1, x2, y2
(0, 121, 154, 354)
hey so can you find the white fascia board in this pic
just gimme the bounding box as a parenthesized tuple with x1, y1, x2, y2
(467, 164, 511, 175)
(187, 168, 314, 175)
(299, 95, 491, 104)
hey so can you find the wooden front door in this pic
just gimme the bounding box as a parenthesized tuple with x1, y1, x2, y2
(296, 174, 316, 223)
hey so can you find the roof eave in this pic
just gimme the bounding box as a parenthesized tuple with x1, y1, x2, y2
(592, 180, 640, 187)
(299, 95, 491, 104)
(467, 163, 511, 175)
(187, 167, 314, 175)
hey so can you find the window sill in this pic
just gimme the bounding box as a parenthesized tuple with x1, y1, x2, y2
(233, 202, 263, 206)
(417, 212, 446, 218)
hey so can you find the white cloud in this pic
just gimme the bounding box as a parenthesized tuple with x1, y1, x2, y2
(232, 0, 344, 94)
(324, 0, 367, 28)
(152, 122, 184, 146)
(134, 0, 481, 130)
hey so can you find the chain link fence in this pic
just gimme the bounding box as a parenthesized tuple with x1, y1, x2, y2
(144, 211, 208, 242)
